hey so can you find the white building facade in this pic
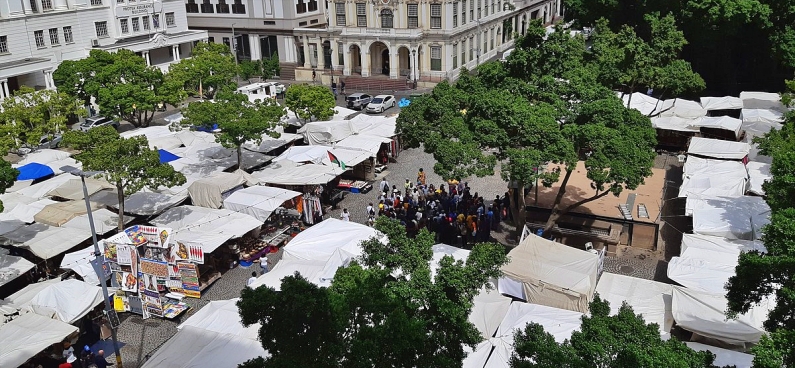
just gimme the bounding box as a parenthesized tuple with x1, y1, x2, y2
(0, 0, 207, 99)
(293, 0, 562, 84)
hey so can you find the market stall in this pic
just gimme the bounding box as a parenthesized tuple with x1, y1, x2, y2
(187, 170, 260, 209)
(0, 312, 79, 368)
(141, 325, 268, 368)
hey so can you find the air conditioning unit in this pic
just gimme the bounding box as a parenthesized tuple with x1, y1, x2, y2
(91, 39, 100, 47)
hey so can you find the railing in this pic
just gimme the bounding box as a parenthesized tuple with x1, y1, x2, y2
(340, 28, 423, 38)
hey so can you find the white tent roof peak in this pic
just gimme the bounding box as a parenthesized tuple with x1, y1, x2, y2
(700, 96, 743, 110)
(223, 186, 301, 222)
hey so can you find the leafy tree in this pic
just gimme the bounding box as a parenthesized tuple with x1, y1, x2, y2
(181, 89, 285, 169)
(237, 217, 508, 367)
(64, 126, 186, 229)
(510, 296, 724, 368)
(725, 84, 795, 367)
(0, 87, 85, 153)
(284, 83, 336, 123)
(261, 53, 281, 80)
(53, 49, 182, 128)
(0, 160, 19, 212)
(398, 24, 657, 235)
(166, 42, 238, 99)
(239, 60, 262, 82)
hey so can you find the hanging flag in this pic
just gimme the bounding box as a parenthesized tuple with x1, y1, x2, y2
(328, 151, 346, 170)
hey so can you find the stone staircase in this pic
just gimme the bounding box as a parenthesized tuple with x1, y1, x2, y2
(278, 63, 296, 80)
(339, 75, 413, 93)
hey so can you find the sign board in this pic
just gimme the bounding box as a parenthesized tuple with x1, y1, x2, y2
(115, 2, 162, 18)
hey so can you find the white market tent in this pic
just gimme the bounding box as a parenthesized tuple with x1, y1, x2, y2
(0, 313, 79, 368)
(282, 218, 383, 262)
(0, 223, 91, 259)
(46, 177, 115, 200)
(62, 208, 133, 235)
(141, 325, 268, 368)
(251, 160, 340, 186)
(349, 115, 399, 139)
(298, 120, 359, 145)
(679, 156, 748, 198)
(594, 272, 674, 338)
(223, 186, 301, 222)
(668, 234, 765, 294)
(687, 195, 770, 240)
(650, 116, 700, 132)
(468, 287, 513, 340)
(247, 259, 326, 290)
(2, 198, 57, 223)
(242, 130, 302, 154)
(499, 234, 601, 313)
(3, 278, 62, 307)
(20, 278, 104, 323)
(0, 253, 35, 287)
(0, 215, 25, 237)
(685, 342, 753, 368)
(700, 96, 743, 111)
(462, 338, 512, 368)
(17, 149, 71, 166)
(59, 245, 100, 285)
(681, 233, 766, 254)
(274, 145, 372, 167)
(671, 286, 771, 346)
(619, 92, 662, 116)
(334, 134, 389, 156)
(429, 243, 471, 279)
(152, 206, 262, 253)
(15, 173, 73, 199)
(740, 109, 784, 141)
(178, 298, 259, 340)
(690, 116, 743, 137)
(187, 170, 260, 209)
(94, 190, 189, 217)
(746, 161, 771, 196)
(740, 91, 785, 112)
(687, 137, 750, 160)
(657, 98, 708, 119)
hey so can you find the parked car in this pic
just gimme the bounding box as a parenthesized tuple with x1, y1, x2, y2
(346, 93, 372, 110)
(366, 95, 396, 114)
(15, 134, 63, 155)
(78, 116, 119, 132)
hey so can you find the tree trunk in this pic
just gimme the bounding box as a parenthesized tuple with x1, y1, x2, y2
(541, 168, 574, 237)
(507, 183, 527, 241)
(116, 183, 125, 231)
(542, 180, 612, 237)
(237, 146, 244, 171)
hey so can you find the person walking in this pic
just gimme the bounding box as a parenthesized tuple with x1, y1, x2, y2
(380, 178, 390, 194)
(341, 208, 351, 221)
(93, 350, 112, 368)
(247, 272, 258, 286)
(417, 168, 427, 186)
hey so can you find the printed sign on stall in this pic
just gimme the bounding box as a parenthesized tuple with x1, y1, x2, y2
(169, 242, 189, 263)
(142, 290, 163, 317)
(121, 272, 138, 292)
(116, 244, 132, 265)
(177, 262, 201, 298)
(188, 244, 204, 264)
(140, 258, 169, 278)
(103, 242, 119, 262)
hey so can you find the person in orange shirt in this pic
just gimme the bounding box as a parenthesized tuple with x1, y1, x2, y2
(417, 168, 427, 186)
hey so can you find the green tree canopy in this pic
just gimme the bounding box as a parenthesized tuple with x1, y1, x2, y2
(181, 89, 285, 169)
(53, 49, 182, 127)
(398, 23, 658, 235)
(166, 42, 238, 99)
(725, 82, 795, 367)
(510, 296, 724, 368)
(283, 83, 336, 123)
(64, 126, 186, 229)
(0, 160, 19, 212)
(0, 87, 85, 154)
(237, 217, 508, 367)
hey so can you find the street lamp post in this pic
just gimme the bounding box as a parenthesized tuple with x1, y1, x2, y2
(231, 23, 239, 84)
(61, 165, 124, 368)
(411, 49, 417, 89)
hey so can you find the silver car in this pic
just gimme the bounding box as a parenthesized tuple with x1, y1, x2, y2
(79, 116, 119, 132)
(365, 95, 396, 114)
(346, 93, 372, 110)
(15, 134, 62, 155)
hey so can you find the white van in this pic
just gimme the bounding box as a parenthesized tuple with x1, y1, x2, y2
(237, 82, 280, 103)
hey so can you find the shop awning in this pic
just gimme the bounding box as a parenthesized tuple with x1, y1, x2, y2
(252, 160, 340, 186)
(33, 200, 104, 227)
(0, 253, 35, 287)
(152, 206, 262, 253)
(62, 209, 133, 235)
(46, 177, 116, 200)
(177, 298, 260, 340)
(141, 326, 268, 368)
(687, 137, 750, 160)
(20, 278, 104, 324)
(0, 313, 79, 368)
(0, 223, 91, 259)
(700, 96, 743, 111)
(223, 186, 301, 222)
(15, 163, 54, 181)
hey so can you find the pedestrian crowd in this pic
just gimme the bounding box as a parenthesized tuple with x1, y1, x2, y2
(340, 168, 513, 245)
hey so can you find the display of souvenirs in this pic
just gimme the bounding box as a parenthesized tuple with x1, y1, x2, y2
(188, 244, 204, 264)
(120, 272, 137, 292)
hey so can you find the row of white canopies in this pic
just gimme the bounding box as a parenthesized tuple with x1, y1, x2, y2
(139, 220, 751, 368)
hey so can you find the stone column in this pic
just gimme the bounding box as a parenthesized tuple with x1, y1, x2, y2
(361, 49, 370, 77)
(43, 71, 52, 89)
(343, 43, 351, 76)
(317, 41, 326, 69)
(0, 79, 6, 100)
(143, 51, 151, 66)
(302, 36, 311, 68)
(389, 49, 398, 79)
(2, 80, 9, 99)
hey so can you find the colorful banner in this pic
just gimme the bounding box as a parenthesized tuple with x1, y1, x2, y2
(177, 262, 200, 298)
(142, 290, 163, 317)
(116, 244, 132, 265)
(169, 242, 189, 263)
(103, 242, 119, 262)
(124, 225, 172, 248)
(188, 244, 204, 264)
(124, 225, 149, 246)
(140, 258, 169, 278)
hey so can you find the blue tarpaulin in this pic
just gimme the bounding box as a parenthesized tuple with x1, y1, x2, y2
(158, 149, 181, 164)
(398, 98, 411, 108)
(16, 162, 54, 181)
(196, 124, 219, 132)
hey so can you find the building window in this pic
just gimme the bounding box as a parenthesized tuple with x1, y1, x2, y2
(477, 0, 481, 18)
(166, 12, 176, 26)
(142, 15, 150, 30)
(216, 0, 229, 13)
(452, 43, 457, 68)
(29, 0, 37, 13)
(34, 30, 45, 48)
(208, 36, 215, 43)
(63, 26, 73, 43)
(41, 0, 52, 10)
(232, 0, 245, 13)
(483, 33, 487, 53)
(356, 3, 366, 27)
(469, 0, 473, 21)
(461, 0, 466, 23)
(308, 0, 317, 11)
(452, 3, 457, 27)
(201, 0, 213, 13)
(338, 42, 344, 65)
(186, 0, 198, 12)
(491, 0, 494, 14)
(296, 0, 306, 13)
(430, 46, 441, 71)
(223, 37, 230, 47)
(335, 3, 345, 26)
(461, 39, 466, 63)
(153, 14, 160, 28)
(0, 36, 8, 54)
(48, 28, 59, 45)
(116, 0, 122, 3)
(380, 9, 393, 28)
(310, 19, 318, 23)
(299, 21, 307, 26)
(430, 4, 441, 28)
(490, 29, 494, 49)
(90, 0, 101, 5)
(469, 37, 473, 60)
(120, 18, 129, 34)
(132, 17, 140, 32)
(407, 4, 418, 28)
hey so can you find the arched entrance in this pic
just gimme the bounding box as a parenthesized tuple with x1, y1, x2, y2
(369, 41, 389, 76)
(398, 47, 410, 77)
(350, 44, 362, 74)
